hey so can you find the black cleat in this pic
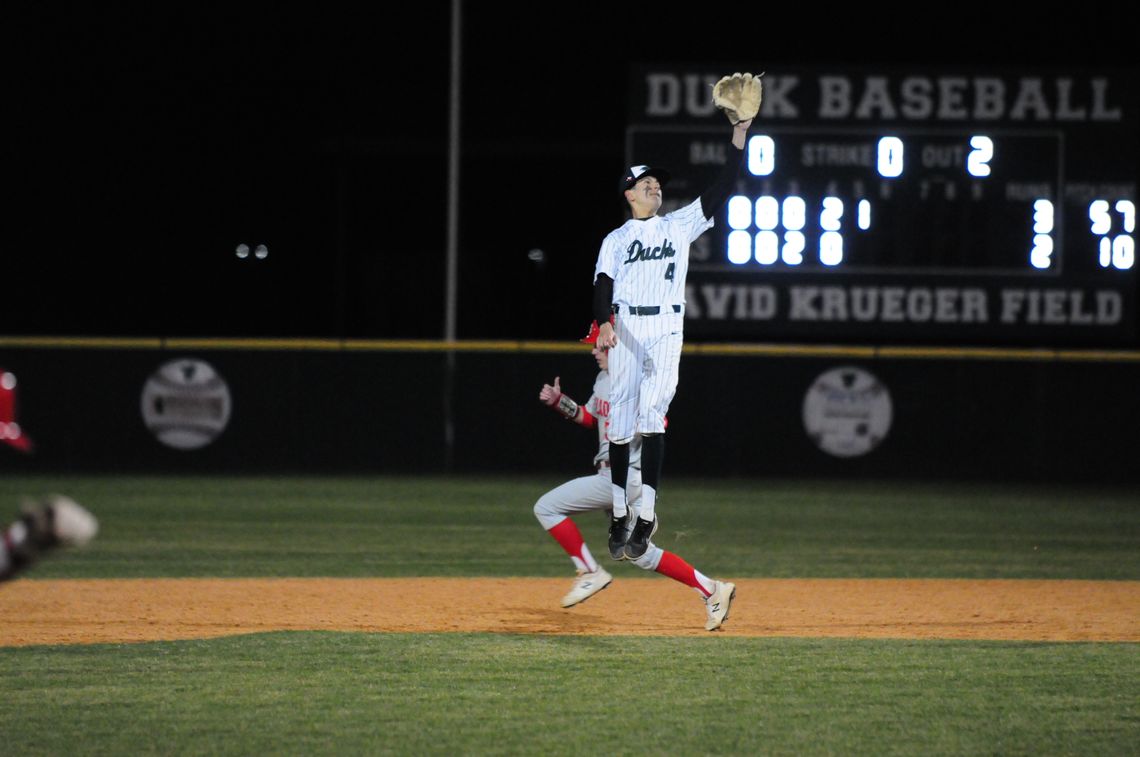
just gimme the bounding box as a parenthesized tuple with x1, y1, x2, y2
(608, 513, 630, 560)
(623, 516, 658, 560)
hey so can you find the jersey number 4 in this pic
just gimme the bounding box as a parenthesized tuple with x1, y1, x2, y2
(664, 263, 675, 281)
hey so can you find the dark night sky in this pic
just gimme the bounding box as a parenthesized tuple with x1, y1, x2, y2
(9, 5, 1135, 341)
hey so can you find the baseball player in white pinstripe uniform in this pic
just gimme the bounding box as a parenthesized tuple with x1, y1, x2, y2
(593, 116, 753, 562)
(533, 322, 735, 630)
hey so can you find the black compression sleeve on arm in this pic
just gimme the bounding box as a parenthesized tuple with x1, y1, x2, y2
(700, 142, 746, 220)
(594, 274, 614, 323)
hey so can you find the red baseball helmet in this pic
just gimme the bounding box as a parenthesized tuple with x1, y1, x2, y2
(580, 316, 615, 344)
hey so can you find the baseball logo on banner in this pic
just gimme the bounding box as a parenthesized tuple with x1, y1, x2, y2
(140, 359, 232, 450)
(802, 366, 892, 458)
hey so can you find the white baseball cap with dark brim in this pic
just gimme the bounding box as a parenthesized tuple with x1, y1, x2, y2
(620, 165, 671, 192)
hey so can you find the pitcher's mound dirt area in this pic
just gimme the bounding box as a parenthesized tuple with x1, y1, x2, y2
(1, 578, 1137, 647)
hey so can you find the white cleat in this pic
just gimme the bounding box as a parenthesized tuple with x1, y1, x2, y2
(705, 580, 736, 631)
(561, 567, 613, 608)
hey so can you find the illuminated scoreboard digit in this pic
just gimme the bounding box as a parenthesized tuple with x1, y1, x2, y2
(720, 130, 1133, 274)
(628, 67, 1138, 345)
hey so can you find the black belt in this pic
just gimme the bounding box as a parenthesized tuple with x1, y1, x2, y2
(617, 305, 682, 316)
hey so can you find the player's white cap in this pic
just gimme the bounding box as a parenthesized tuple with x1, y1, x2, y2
(620, 165, 671, 192)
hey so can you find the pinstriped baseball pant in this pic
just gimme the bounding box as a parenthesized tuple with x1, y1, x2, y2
(607, 312, 683, 444)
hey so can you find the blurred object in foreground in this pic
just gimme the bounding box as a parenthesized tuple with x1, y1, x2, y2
(1, 494, 98, 582)
(0, 369, 33, 453)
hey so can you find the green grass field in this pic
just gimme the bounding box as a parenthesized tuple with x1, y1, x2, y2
(1, 475, 1138, 755)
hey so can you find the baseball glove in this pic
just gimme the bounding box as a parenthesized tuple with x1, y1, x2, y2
(712, 72, 763, 125)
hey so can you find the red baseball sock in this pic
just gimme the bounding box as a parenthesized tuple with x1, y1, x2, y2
(656, 551, 713, 597)
(548, 518, 598, 573)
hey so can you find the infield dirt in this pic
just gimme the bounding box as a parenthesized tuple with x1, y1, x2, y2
(2, 578, 1138, 647)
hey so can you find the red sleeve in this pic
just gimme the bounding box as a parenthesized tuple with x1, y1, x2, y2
(576, 407, 597, 428)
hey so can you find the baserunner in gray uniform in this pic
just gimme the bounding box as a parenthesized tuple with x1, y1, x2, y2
(532, 321, 735, 631)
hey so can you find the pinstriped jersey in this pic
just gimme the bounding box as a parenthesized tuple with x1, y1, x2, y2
(593, 199, 713, 311)
(586, 370, 642, 469)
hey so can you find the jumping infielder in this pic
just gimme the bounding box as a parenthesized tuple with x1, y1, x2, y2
(533, 321, 735, 631)
(593, 116, 753, 561)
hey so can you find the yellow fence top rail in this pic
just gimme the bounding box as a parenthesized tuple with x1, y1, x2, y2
(1, 336, 1138, 362)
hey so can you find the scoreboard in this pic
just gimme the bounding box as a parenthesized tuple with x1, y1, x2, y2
(628, 67, 1137, 345)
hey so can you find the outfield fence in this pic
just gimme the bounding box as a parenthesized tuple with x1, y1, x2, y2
(1, 338, 1138, 483)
